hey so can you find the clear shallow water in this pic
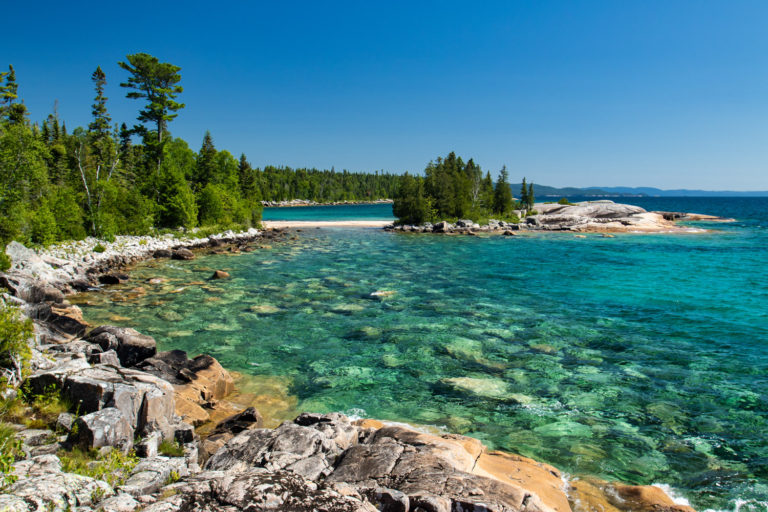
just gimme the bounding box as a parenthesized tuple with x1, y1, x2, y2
(262, 203, 394, 221)
(77, 199, 768, 511)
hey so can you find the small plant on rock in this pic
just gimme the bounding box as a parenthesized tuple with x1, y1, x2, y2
(158, 439, 184, 457)
(92, 243, 106, 253)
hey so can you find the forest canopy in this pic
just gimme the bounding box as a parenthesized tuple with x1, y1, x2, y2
(392, 152, 533, 225)
(0, 55, 400, 267)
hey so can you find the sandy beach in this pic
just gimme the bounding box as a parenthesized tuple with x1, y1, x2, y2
(262, 220, 392, 229)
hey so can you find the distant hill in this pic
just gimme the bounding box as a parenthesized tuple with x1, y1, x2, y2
(511, 184, 643, 198)
(592, 186, 768, 197)
(510, 184, 768, 198)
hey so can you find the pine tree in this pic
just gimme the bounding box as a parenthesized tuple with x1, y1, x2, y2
(119, 53, 184, 168)
(0, 65, 19, 113)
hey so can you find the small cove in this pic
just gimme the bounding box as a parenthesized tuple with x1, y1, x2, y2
(73, 199, 768, 511)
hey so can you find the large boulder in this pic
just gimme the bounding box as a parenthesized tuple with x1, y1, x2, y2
(68, 407, 134, 452)
(5, 456, 115, 511)
(171, 248, 195, 260)
(32, 364, 177, 441)
(199, 407, 265, 463)
(118, 456, 190, 497)
(205, 413, 357, 481)
(27, 302, 88, 338)
(86, 325, 156, 367)
(137, 351, 235, 426)
(140, 469, 377, 512)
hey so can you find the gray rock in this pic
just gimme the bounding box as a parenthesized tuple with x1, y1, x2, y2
(89, 349, 121, 366)
(119, 456, 188, 497)
(135, 432, 160, 458)
(141, 469, 377, 512)
(171, 248, 195, 260)
(174, 422, 196, 444)
(86, 325, 156, 367)
(359, 487, 409, 512)
(57, 412, 76, 433)
(17, 428, 55, 447)
(96, 493, 141, 512)
(27, 302, 88, 338)
(152, 249, 172, 258)
(433, 221, 453, 233)
(408, 493, 452, 512)
(205, 414, 357, 480)
(99, 273, 130, 285)
(12, 454, 62, 478)
(69, 407, 134, 452)
(5, 471, 114, 511)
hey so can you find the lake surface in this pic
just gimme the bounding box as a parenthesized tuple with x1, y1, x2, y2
(77, 198, 768, 511)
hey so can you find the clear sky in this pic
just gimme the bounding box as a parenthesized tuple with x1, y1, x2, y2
(5, 1, 768, 190)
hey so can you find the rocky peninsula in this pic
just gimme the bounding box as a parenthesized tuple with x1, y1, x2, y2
(387, 200, 734, 235)
(0, 229, 698, 512)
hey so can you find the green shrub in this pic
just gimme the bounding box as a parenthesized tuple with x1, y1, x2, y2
(0, 251, 10, 273)
(92, 243, 106, 253)
(158, 439, 184, 457)
(0, 301, 33, 389)
(165, 470, 181, 485)
(557, 197, 574, 206)
(0, 422, 23, 488)
(59, 447, 138, 487)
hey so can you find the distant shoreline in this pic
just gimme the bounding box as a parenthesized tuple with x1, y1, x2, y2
(262, 199, 393, 208)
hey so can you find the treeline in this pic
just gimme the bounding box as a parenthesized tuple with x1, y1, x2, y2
(393, 152, 534, 225)
(0, 54, 399, 266)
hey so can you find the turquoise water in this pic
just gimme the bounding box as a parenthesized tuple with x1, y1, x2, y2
(77, 199, 768, 511)
(263, 203, 394, 221)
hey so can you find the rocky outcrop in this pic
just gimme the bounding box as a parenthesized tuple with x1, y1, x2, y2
(199, 407, 263, 462)
(141, 469, 378, 512)
(69, 407, 135, 452)
(85, 325, 157, 367)
(136, 351, 236, 426)
(387, 200, 728, 234)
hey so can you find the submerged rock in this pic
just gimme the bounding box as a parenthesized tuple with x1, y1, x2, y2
(210, 270, 230, 279)
(171, 248, 195, 260)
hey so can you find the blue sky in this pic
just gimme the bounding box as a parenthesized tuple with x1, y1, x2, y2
(5, 1, 768, 189)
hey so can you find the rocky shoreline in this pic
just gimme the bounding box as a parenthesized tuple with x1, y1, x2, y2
(0, 229, 697, 512)
(386, 200, 734, 235)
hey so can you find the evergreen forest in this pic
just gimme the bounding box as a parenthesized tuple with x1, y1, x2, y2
(393, 152, 534, 225)
(0, 54, 400, 260)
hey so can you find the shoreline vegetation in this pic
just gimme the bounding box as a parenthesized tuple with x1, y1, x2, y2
(0, 227, 699, 512)
(0, 55, 398, 273)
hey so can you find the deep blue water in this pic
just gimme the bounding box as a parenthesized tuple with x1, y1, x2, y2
(78, 198, 768, 511)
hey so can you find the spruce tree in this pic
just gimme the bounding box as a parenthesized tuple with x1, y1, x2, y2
(520, 177, 528, 208)
(493, 166, 513, 215)
(88, 67, 111, 140)
(527, 182, 535, 209)
(195, 131, 217, 188)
